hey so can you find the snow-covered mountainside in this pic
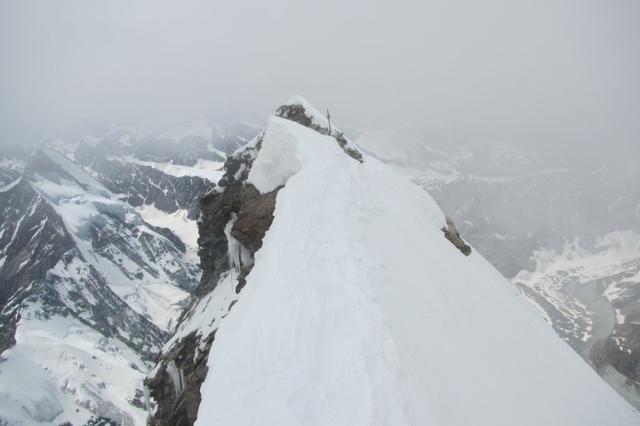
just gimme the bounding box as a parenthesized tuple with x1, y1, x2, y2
(360, 134, 640, 409)
(1, 104, 636, 424)
(0, 151, 25, 187)
(513, 231, 640, 408)
(0, 146, 209, 424)
(48, 119, 259, 256)
(0, 117, 257, 425)
(147, 97, 638, 425)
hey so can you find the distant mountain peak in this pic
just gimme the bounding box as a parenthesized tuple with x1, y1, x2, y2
(26, 147, 111, 198)
(160, 118, 213, 143)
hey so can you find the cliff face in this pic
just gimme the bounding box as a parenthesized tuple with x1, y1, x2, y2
(144, 136, 278, 425)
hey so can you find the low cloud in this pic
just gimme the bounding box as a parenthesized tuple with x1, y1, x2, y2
(1, 0, 638, 157)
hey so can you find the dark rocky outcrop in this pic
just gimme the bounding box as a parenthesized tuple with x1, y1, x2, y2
(231, 185, 278, 253)
(144, 331, 215, 426)
(0, 178, 73, 307)
(197, 137, 265, 295)
(442, 217, 472, 256)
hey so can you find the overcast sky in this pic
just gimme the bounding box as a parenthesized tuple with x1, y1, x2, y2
(1, 0, 638, 155)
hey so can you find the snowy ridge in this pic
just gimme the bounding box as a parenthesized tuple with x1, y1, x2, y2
(37, 147, 111, 197)
(195, 111, 638, 425)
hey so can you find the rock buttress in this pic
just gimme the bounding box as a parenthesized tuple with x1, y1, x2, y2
(145, 135, 280, 425)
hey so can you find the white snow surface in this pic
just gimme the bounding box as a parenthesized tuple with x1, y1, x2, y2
(247, 120, 303, 193)
(137, 204, 199, 259)
(197, 116, 638, 425)
(0, 303, 148, 426)
(162, 270, 239, 354)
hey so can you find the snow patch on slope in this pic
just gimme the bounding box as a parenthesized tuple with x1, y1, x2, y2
(162, 270, 239, 354)
(40, 147, 111, 197)
(137, 204, 199, 259)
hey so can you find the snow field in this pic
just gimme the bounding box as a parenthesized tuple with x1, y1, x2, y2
(196, 115, 638, 425)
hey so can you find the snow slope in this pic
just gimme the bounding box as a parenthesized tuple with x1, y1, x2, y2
(0, 303, 149, 425)
(403, 145, 640, 407)
(196, 115, 638, 425)
(137, 204, 200, 259)
(28, 149, 195, 331)
(0, 147, 203, 424)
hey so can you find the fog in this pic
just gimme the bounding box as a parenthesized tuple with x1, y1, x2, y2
(1, 0, 639, 159)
